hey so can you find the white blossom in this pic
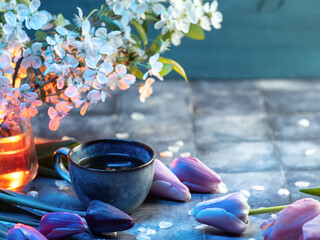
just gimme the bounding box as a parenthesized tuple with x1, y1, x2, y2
(21, 42, 43, 69)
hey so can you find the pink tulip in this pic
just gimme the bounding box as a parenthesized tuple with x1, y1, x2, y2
(38, 212, 87, 239)
(6, 223, 47, 240)
(191, 192, 250, 234)
(169, 157, 222, 193)
(149, 159, 191, 201)
(261, 198, 320, 240)
(300, 214, 320, 240)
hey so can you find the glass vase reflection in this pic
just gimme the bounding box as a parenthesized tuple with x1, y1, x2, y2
(0, 116, 37, 190)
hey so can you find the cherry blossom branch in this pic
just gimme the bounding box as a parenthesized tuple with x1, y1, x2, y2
(29, 77, 58, 92)
(12, 57, 24, 88)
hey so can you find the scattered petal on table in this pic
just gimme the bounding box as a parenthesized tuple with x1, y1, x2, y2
(295, 181, 310, 188)
(27, 191, 38, 197)
(159, 221, 173, 229)
(55, 180, 72, 191)
(297, 119, 310, 127)
(131, 112, 145, 121)
(115, 132, 130, 139)
(251, 185, 264, 191)
(159, 151, 173, 158)
(277, 188, 290, 196)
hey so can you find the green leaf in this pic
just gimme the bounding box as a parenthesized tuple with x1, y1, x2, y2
(38, 165, 61, 178)
(130, 34, 142, 48)
(300, 187, 320, 197)
(57, 13, 66, 27)
(132, 19, 148, 46)
(148, 34, 163, 55)
(17, 0, 30, 5)
(101, 16, 120, 31)
(159, 63, 173, 77)
(0, 189, 85, 216)
(159, 57, 188, 82)
(35, 31, 47, 40)
(65, 24, 79, 32)
(0, 200, 42, 219)
(128, 66, 144, 79)
(36, 139, 79, 169)
(142, 20, 149, 34)
(184, 24, 205, 40)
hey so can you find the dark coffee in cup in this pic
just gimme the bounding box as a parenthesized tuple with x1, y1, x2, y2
(79, 154, 145, 171)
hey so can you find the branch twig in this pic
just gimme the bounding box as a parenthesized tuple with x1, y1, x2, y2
(12, 57, 24, 88)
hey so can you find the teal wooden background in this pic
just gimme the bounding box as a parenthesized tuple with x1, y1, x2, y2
(42, 0, 320, 79)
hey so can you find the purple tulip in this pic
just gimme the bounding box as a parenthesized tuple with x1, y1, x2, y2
(170, 157, 222, 193)
(301, 214, 320, 240)
(191, 192, 250, 234)
(85, 200, 134, 233)
(6, 223, 47, 240)
(38, 212, 87, 239)
(149, 159, 191, 201)
(261, 198, 320, 240)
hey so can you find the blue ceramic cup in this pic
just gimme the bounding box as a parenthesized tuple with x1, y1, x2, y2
(53, 139, 155, 213)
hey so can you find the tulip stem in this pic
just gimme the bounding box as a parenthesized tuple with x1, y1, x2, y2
(249, 205, 288, 215)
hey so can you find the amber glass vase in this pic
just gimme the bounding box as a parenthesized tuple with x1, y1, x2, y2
(0, 116, 37, 190)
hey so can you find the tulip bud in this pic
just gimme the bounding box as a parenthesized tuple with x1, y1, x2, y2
(170, 157, 222, 193)
(149, 159, 191, 201)
(301, 214, 320, 240)
(261, 198, 320, 240)
(192, 192, 250, 234)
(85, 200, 134, 233)
(6, 223, 47, 240)
(38, 212, 87, 239)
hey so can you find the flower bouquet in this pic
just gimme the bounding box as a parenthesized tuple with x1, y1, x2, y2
(0, 0, 222, 133)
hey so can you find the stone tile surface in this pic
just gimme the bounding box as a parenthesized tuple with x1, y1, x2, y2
(257, 79, 320, 92)
(192, 91, 265, 117)
(286, 170, 320, 202)
(197, 141, 280, 173)
(22, 79, 320, 239)
(269, 113, 320, 140)
(194, 114, 271, 143)
(276, 141, 320, 170)
(264, 91, 320, 113)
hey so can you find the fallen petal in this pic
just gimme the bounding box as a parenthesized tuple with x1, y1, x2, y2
(277, 188, 290, 196)
(168, 145, 180, 153)
(251, 185, 264, 191)
(295, 181, 310, 188)
(159, 221, 173, 229)
(159, 151, 173, 158)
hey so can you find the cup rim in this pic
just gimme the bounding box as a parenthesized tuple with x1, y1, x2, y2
(68, 139, 155, 172)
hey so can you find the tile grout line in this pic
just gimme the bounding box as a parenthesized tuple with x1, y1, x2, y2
(187, 82, 206, 240)
(255, 81, 293, 203)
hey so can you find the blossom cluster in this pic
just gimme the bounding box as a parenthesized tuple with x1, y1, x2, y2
(0, 0, 222, 131)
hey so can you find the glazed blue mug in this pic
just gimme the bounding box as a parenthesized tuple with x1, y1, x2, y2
(53, 139, 155, 213)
